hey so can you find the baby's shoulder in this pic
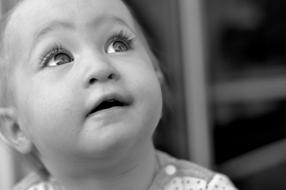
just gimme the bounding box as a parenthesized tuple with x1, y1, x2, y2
(13, 151, 238, 190)
(152, 151, 238, 190)
(12, 172, 40, 190)
(12, 172, 61, 190)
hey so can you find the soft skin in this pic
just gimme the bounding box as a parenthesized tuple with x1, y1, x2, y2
(2, 0, 163, 189)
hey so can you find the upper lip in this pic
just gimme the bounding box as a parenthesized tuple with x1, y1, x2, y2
(86, 92, 133, 117)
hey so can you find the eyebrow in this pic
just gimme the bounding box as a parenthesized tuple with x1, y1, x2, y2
(90, 15, 131, 27)
(34, 15, 132, 41)
(29, 21, 74, 56)
(28, 15, 134, 61)
(30, 15, 134, 55)
(34, 21, 74, 42)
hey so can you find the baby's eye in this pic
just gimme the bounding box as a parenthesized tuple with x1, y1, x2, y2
(40, 46, 74, 68)
(106, 40, 129, 53)
(105, 31, 133, 54)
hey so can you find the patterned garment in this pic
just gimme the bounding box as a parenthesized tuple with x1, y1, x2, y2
(13, 151, 238, 190)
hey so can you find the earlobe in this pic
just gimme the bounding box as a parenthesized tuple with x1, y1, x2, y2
(151, 58, 164, 85)
(0, 107, 32, 154)
(156, 70, 164, 84)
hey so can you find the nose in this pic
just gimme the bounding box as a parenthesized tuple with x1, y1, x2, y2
(81, 51, 120, 87)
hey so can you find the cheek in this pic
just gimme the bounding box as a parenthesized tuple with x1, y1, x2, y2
(131, 60, 162, 98)
(16, 81, 82, 146)
(127, 62, 163, 120)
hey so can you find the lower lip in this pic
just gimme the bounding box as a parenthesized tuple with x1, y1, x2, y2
(87, 106, 129, 120)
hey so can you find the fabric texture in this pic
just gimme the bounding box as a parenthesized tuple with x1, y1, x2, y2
(13, 151, 238, 190)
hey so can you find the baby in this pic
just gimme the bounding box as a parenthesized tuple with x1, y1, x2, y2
(0, 0, 238, 190)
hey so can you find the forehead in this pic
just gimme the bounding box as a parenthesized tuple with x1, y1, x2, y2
(5, 0, 135, 45)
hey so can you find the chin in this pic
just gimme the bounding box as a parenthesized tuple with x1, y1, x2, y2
(78, 126, 145, 156)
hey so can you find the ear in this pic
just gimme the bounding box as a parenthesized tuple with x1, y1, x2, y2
(150, 56, 164, 85)
(0, 107, 32, 154)
(155, 69, 164, 84)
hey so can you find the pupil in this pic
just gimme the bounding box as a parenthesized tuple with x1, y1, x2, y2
(55, 53, 71, 63)
(113, 41, 127, 52)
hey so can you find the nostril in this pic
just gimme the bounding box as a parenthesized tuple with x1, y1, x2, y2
(108, 73, 115, 80)
(88, 74, 115, 85)
(89, 77, 97, 84)
(87, 70, 119, 86)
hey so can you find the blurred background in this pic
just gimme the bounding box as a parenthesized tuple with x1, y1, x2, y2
(1, 0, 286, 189)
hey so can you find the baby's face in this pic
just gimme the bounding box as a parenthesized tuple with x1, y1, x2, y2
(8, 0, 162, 163)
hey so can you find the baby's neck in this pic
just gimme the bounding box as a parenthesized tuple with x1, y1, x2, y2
(44, 142, 158, 190)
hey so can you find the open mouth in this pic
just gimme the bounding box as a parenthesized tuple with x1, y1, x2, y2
(87, 96, 131, 117)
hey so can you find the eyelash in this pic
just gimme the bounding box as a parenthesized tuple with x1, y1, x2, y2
(39, 30, 134, 68)
(39, 44, 73, 68)
(105, 30, 134, 52)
